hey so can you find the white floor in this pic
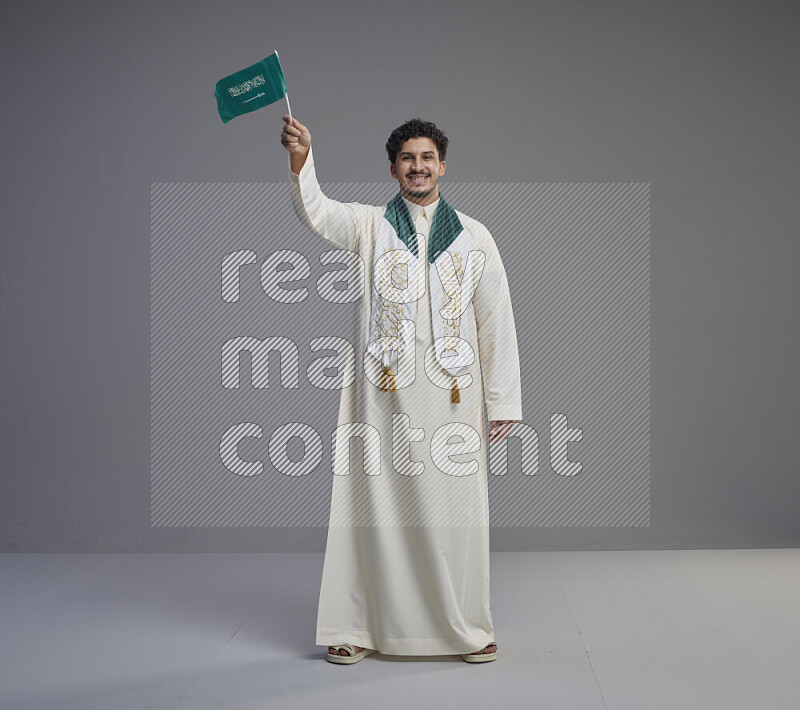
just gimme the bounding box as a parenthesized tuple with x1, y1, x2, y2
(1, 549, 798, 709)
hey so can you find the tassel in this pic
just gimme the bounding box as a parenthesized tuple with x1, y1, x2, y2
(450, 376, 460, 404)
(380, 365, 397, 392)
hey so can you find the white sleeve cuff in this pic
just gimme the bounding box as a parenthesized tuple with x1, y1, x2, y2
(486, 403, 523, 422)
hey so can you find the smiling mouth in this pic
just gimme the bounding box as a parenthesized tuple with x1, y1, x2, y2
(408, 174, 429, 184)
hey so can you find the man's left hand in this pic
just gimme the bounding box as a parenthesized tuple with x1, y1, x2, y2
(489, 420, 520, 445)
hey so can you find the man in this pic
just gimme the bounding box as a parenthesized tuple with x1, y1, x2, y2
(281, 115, 522, 663)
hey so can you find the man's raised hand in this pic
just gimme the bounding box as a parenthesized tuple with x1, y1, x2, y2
(282, 115, 311, 174)
(281, 115, 311, 154)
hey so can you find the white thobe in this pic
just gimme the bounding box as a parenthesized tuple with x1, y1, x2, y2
(289, 146, 522, 655)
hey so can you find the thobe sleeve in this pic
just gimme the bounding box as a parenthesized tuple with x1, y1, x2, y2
(472, 226, 523, 422)
(288, 145, 366, 252)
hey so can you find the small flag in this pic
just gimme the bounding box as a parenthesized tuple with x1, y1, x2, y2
(214, 51, 287, 124)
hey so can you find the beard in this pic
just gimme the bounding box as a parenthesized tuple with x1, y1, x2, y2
(401, 173, 437, 200)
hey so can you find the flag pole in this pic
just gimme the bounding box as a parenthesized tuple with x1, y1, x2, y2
(274, 49, 293, 123)
(285, 93, 293, 123)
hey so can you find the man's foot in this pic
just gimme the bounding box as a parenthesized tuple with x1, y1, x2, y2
(462, 642, 498, 662)
(326, 643, 374, 664)
(468, 642, 497, 655)
(328, 644, 364, 657)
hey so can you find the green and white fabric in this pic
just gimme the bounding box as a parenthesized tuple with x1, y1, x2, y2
(214, 50, 287, 124)
(366, 193, 486, 377)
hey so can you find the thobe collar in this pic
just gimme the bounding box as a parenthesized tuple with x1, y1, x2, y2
(401, 194, 440, 223)
(384, 191, 464, 263)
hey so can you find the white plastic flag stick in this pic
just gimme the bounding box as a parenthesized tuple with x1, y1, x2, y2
(274, 49, 293, 122)
(285, 93, 293, 123)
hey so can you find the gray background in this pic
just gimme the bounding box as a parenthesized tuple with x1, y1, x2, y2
(1, 0, 798, 551)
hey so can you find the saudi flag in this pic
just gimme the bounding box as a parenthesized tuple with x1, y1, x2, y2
(214, 51, 287, 124)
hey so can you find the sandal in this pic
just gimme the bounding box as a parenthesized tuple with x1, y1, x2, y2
(326, 643, 376, 664)
(461, 642, 498, 663)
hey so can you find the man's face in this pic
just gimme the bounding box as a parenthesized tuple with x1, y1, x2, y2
(390, 137, 446, 205)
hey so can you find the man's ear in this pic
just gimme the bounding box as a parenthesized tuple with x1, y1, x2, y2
(439, 160, 446, 176)
(390, 162, 397, 179)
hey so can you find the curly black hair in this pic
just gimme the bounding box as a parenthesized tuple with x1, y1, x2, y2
(385, 118, 449, 164)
